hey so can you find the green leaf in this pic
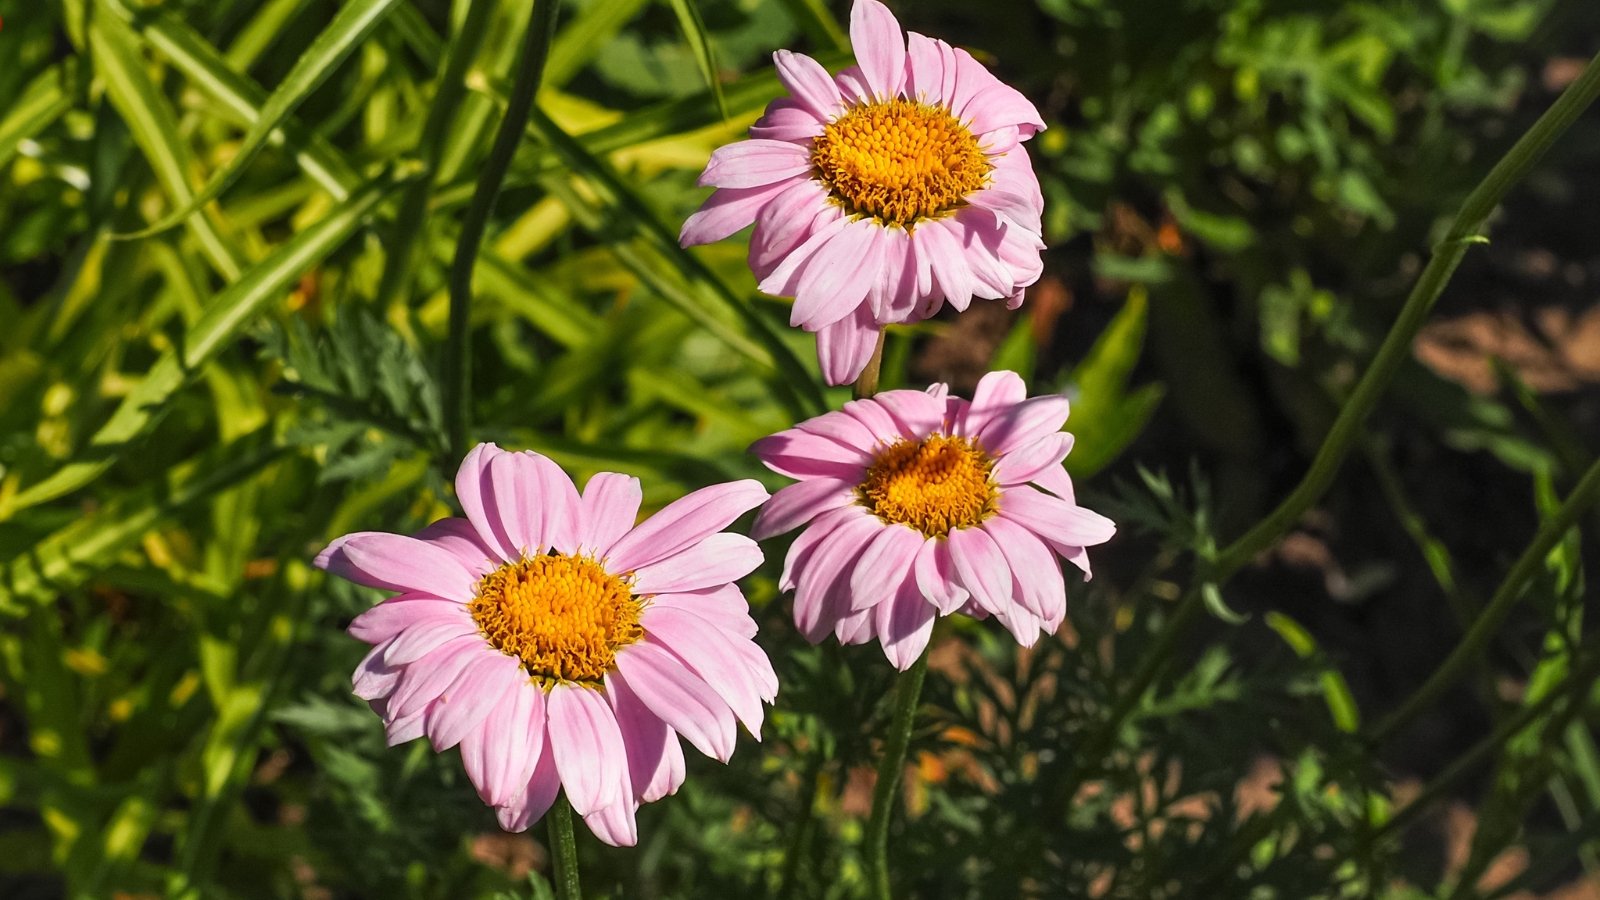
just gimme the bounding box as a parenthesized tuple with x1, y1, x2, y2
(665, 0, 729, 120)
(9, 176, 397, 511)
(0, 63, 77, 171)
(1065, 288, 1164, 475)
(88, 1, 242, 279)
(111, 0, 401, 239)
(1265, 612, 1361, 732)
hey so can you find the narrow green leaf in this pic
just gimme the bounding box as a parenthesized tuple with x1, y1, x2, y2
(0, 437, 283, 613)
(776, 0, 850, 52)
(9, 177, 396, 511)
(0, 63, 77, 171)
(88, 2, 242, 279)
(1265, 612, 1362, 732)
(665, 0, 728, 120)
(545, 0, 651, 89)
(113, 0, 402, 238)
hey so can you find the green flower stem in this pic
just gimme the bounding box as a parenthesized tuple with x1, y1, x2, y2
(443, 0, 561, 460)
(1067, 48, 1600, 782)
(548, 794, 582, 900)
(1367, 453, 1600, 746)
(865, 648, 929, 900)
(376, 0, 495, 308)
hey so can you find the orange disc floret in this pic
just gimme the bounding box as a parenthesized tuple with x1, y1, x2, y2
(470, 554, 642, 686)
(857, 434, 999, 537)
(811, 98, 990, 226)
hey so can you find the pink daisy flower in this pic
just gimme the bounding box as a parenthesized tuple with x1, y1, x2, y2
(679, 0, 1048, 385)
(315, 444, 777, 847)
(750, 371, 1114, 667)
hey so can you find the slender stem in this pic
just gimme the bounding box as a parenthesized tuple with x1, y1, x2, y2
(548, 794, 582, 900)
(865, 648, 929, 900)
(377, 0, 495, 308)
(1367, 454, 1600, 746)
(443, 0, 561, 459)
(1211, 48, 1600, 577)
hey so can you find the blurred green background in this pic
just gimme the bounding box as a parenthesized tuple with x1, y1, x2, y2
(3, 0, 1600, 896)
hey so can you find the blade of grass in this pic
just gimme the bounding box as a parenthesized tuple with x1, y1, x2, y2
(0, 62, 78, 170)
(776, 0, 850, 53)
(374, 0, 497, 307)
(545, 0, 649, 89)
(6, 177, 396, 512)
(88, 2, 243, 279)
(114, 0, 402, 239)
(665, 0, 728, 120)
(0, 435, 283, 613)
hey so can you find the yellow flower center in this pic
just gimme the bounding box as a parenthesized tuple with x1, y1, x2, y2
(811, 99, 990, 227)
(857, 435, 998, 537)
(469, 554, 642, 686)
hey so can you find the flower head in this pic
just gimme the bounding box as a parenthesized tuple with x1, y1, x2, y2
(750, 372, 1114, 667)
(680, 0, 1047, 385)
(316, 444, 776, 846)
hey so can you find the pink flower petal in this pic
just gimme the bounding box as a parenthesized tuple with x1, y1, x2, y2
(1031, 463, 1076, 503)
(697, 139, 813, 189)
(875, 571, 937, 670)
(848, 523, 924, 612)
(796, 408, 881, 452)
(454, 443, 517, 561)
(946, 526, 1015, 616)
(606, 673, 685, 803)
(993, 433, 1074, 486)
(789, 222, 881, 330)
(352, 641, 404, 701)
(873, 388, 948, 439)
(968, 188, 1043, 233)
(680, 180, 798, 247)
(546, 685, 628, 816)
(642, 607, 767, 735)
(842, 395, 904, 445)
(348, 595, 465, 645)
(411, 518, 498, 578)
(382, 617, 479, 667)
(914, 537, 969, 615)
(997, 484, 1116, 549)
(850, 0, 907, 100)
(979, 394, 1071, 456)
(958, 370, 1027, 438)
(583, 791, 639, 848)
(779, 506, 859, 592)
(426, 652, 521, 752)
(834, 606, 875, 645)
(753, 477, 857, 540)
(773, 49, 845, 121)
(965, 84, 1046, 138)
(607, 480, 769, 573)
(815, 303, 883, 386)
(579, 472, 642, 558)
(318, 532, 477, 601)
(758, 215, 851, 301)
(750, 99, 827, 142)
(750, 427, 872, 481)
(613, 641, 737, 762)
(631, 532, 764, 595)
(750, 180, 834, 277)
(385, 635, 483, 716)
(494, 748, 560, 832)
(980, 516, 1063, 622)
(461, 680, 547, 807)
(486, 451, 544, 557)
(915, 219, 977, 311)
(649, 585, 759, 639)
(793, 512, 881, 642)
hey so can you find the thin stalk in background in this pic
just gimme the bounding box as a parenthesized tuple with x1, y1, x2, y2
(376, 0, 496, 308)
(865, 648, 929, 900)
(1367, 453, 1600, 746)
(1072, 48, 1600, 774)
(443, 0, 562, 460)
(548, 795, 582, 900)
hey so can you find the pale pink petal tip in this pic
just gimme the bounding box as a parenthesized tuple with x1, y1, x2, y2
(749, 370, 1114, 661)
(321, 444, 778, 847)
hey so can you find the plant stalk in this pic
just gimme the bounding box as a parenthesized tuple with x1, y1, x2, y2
(443, 0, 561, 460)
(548, 795, 582, 900)
(864, 648, 929, 900)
